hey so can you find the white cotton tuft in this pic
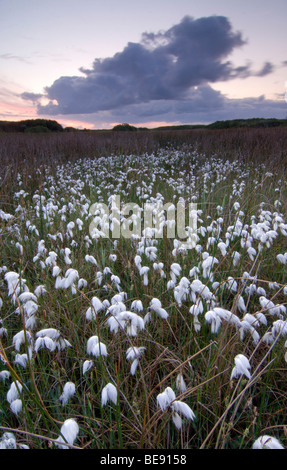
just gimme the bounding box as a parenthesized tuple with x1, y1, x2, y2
(34, 336, 56, 352)
(87, 336, 108, 357)
(131, 300, 144, 312)
(0, 432, 17, 449)
(130, 358, 139, 375)
(172, 412, 183, 430)
(59, 382, 76, 406)
(34, 285, 47, 297)
(52, 266, 61, 277)
(140, 266, 150, 286)
(10, 399, 23, 416)
(85, 296, 104, 320)
(12, 330, 32, 351)
(205, 310, 222, 334)
(7, 381, 22, 404)
(55, 419, 79, 449)
(170, 263, 182, 282)
(85, 254, 98, 265)
(156, 387, 176, 411)
(171, 400, 196, 421)
(101, 383, 118, 407)
(149, 298, 168, 319)
(15, 353, 29, 368)
(252, 435, 284, 449)
(36, 328, 60, 341)
(237, 295, 246, 313)
(231, 354, 251, 380)
(126, 346, 146, 362)
(83, 360, 94, 374)
(0, 371, 11, 382)
(176, 373, 187, 393)
(118, 311, 145, 336)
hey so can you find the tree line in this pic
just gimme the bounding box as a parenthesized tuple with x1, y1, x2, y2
(0, 117, 286, 133)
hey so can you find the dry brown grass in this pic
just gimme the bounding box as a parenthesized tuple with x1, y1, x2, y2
(1, 126, 287, 168)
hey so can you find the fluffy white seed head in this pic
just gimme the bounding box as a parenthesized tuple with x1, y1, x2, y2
(156, 387, 176, 411)
(7, 381, 23, 404)
(12, 330, 33, 351)
(87, 336, 108, 357)
(172, 412, 183, 430)
(252, 435, 284, 449)
(101, 383, 118, 407)
(231, 354, 251, 380)
(171, 400, 196, 421)
(10, 399, 23, 416)
(83, 360, 94, 374)
(55, 419, 79, 449)
(0, 432, 17, 449)
(59, 382, 76, 406)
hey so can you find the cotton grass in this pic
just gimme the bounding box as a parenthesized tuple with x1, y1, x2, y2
(0, 140, 286, 449)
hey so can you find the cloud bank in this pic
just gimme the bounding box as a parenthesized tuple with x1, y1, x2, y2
(22, 15, 286, 125)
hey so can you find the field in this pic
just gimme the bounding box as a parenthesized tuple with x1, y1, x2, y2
(0, 127, 287, 450)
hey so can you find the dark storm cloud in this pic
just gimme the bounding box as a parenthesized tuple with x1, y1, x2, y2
(21, 92, 44, 102)
(52, 84, 286, 129)
(95, 85, 287, 125)
(23, 15, 262, 115)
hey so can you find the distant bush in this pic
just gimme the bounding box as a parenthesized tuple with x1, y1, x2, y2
(24, 119, 63, 132)
(112, 123, 137, 132)
(64, 127, 79, 132)
(0, 119, 63, 133)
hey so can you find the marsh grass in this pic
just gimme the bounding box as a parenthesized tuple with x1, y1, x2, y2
(0, 128, 287, 449)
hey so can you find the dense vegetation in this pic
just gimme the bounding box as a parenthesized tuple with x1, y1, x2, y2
(1, 117, 287, 134)
(0, 119, 64, 134)
(0, 127, 286, 450)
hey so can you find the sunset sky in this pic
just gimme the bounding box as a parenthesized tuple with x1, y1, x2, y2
(1, 0, 287, 129)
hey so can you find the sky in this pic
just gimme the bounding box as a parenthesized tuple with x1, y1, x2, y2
(0, 0, 287, 129)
